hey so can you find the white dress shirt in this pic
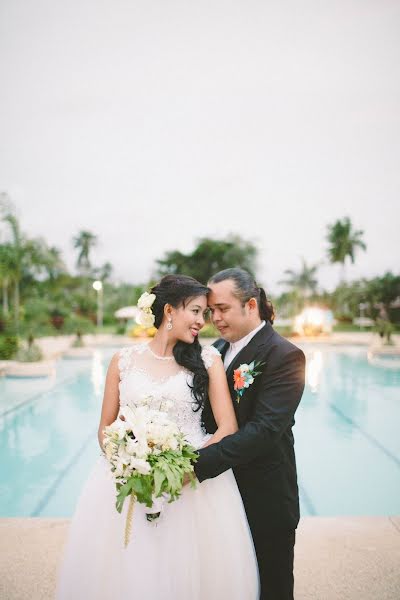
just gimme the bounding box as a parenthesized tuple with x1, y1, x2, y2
(223, 321, 266, 370)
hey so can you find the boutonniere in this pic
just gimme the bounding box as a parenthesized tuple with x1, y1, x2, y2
(233, 361, 264, 403)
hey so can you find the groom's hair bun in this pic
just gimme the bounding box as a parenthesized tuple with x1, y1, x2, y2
(209, 268, 274, 324)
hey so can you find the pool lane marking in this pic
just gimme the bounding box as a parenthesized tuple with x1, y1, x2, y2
(329, 403, 400, 469)
(30, 427, 98, 517)
(298, 483, 317, 516)
(0, 372, 88, 419)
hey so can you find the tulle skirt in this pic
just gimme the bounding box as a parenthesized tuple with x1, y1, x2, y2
(56, 456, 259, 599)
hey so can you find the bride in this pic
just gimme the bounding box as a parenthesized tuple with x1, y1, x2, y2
(56, 274, 259, 599)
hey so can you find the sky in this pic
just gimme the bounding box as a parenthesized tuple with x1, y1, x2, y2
(0, 0, 399, 294)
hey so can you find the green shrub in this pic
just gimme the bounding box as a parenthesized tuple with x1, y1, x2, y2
(0, 335, 19, 360)
(72, 331, 85, 348)
(374, 318, 395, 345)
(115, 323, 127, 335)
(63, 314, 95, 335)
(15, 344, 43, 362)
(274, 325, 295, 338)
(22, 298, 51, 335)
(49, 307, 68, 330)
(15, 333, 44, 362)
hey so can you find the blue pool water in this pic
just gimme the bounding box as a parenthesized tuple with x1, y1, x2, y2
(0, 344, 399, 518)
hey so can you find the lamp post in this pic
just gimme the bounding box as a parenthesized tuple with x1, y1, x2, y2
(93, 280, 103, 329)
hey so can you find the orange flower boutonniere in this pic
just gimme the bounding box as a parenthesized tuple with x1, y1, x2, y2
(233, 361, 264, 403)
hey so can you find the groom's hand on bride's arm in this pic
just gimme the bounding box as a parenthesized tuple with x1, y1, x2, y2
(194, 348, 305, 483)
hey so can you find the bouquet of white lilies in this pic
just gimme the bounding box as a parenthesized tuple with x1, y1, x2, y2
(102, 396, 198, 547)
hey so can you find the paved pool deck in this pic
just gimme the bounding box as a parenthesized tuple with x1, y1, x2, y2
(0, 516, 399, 599)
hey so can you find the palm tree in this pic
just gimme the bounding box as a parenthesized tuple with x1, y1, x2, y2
(0, 199, 52, 328)
(1, 210, 25, 327)
(327, 217, 366, 281)
(279, 258, 319, 298)
(93, 261, 113, 282)
(0, 243, 14, 316)
(73, 230, 98, 276)
(43, 246, 66, 280)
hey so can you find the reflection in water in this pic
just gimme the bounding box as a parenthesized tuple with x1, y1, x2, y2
(0, 348, 115, 516)
(296, 345, 400, 516)
(0, 369, 58, 417)
(306, 350, 323, 393)
(367, 350, 400, 370)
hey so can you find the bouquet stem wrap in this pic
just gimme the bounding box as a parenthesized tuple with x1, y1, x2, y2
(124, 494, 135, 548)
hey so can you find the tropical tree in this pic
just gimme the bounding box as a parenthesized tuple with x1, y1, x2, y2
(42, 246, 67, 280)
(0, 195, 16, 318)
(93, 261, 113, 282)
(0, 208, 26, 327)
(279, 258, 319, 299)
(0, 199, 64, 328)
(156, 235, 257, 283)
(0, 243, 14, 316)
(329, 273, 400, 331)
(73, 230, 98, 276)
(274, 289, 304, 318)
(330, 280, 366, 322)
(326, 217, 366, 281)
(363, 272, 400, 320)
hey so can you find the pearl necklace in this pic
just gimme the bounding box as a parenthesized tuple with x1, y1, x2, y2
(147, 343, 174, 361)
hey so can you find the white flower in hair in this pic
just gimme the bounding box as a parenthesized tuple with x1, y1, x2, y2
(137, 292, 156, 310)
(136, 311, 155, 328)
(135, 292, 156, 328)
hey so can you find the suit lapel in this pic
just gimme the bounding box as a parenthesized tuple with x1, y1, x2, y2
(213, 323, 275, 406)
(226, 322, 274, 397)
(226, 344, 258, 396)
(212, 338, 229, 361)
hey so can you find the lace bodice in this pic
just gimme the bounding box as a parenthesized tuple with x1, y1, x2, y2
(118, 342, 220, 449)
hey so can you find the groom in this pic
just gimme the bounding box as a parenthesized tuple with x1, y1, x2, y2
(195, 268, 306, 600)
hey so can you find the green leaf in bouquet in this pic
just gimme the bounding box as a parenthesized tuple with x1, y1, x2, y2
(169, 462, 184, 485)
(162, 462, 181, 492)
(189, 473, 197, 489)
(182, 446, 199, 462)
(130, 474, 153, 507)
(154, 467, 167, 498)
(116, 479, 134, 513)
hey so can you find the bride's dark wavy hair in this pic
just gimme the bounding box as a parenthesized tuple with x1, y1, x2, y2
(150, 275, 209, 413)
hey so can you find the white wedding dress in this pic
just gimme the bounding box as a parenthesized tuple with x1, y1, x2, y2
(56, 343, 259, 599)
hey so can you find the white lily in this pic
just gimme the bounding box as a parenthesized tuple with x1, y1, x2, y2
(130, 457, 151, 475)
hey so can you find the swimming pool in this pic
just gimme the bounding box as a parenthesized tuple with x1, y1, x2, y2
(0, 343, 399, 518)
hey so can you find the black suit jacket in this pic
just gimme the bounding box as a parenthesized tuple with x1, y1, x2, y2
(196, 322, 306, 532)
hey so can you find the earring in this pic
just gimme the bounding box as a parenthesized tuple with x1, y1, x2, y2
(167, 319, 173, 331)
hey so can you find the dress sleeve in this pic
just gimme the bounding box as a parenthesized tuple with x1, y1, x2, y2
(201, 345, 221, 370)
(118, 346, 134, 380)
